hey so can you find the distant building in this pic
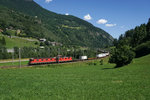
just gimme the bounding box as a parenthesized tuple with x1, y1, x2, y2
(16, 29, 21, 35)
(0, 29, 3, 33)
(50, 42, 62, 46)
(67, 49, 71, 52)
(40, 46, 45, 49)
(50, 42, 56, 46)
(96, 52, 109, 58)
(35, 16, 38, 18)
(7, 49, 14, 53)
(39, 38, 46, 42)
(79, 56, 88, 60)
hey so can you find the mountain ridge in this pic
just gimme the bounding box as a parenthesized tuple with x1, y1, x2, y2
(0, 0, 114, 48)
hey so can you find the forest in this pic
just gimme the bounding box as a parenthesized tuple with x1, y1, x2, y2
(109, 18, 150, 67)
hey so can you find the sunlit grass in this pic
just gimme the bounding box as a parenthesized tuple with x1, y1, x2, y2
(1, 35, 39, 48)
(0, 55, 150, 99)
(0, 61, 28, 67)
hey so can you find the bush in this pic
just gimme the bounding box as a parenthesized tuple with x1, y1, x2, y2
(88, 62, 97, 66)
(100, 59, 103, 65)
(109, 45, 135, 68)
(134, 41, 150, 58)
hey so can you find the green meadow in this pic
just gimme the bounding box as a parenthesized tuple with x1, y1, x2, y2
(0, 61, 28, 67)
(0, 34, 39, 48)
(0, 55, 150, 100)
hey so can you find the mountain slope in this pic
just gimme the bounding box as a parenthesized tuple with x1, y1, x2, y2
(0, 0, 113, 48)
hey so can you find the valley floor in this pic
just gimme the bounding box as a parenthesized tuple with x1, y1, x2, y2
(0, 55, 150, 100)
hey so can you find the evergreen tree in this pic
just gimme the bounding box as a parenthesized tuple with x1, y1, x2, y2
(125, 29, 134, 38)
(146, 18, 150, 41)
(1, 37, 6, 46)
(113, 39, 118, 46)
(118, 34, 124, 41)
(132, 24, 147, 47)
(139, 24, 147, 43)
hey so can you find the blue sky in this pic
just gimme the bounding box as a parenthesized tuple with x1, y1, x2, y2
(34, 0, 150, 38)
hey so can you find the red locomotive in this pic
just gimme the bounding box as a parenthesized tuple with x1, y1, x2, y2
(29, 56, 72, 65)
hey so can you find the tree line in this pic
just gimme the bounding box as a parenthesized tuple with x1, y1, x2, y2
(0, 46, 99, 60)
(109, 18, 150, 68)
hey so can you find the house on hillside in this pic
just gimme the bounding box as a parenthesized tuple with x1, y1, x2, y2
(7, 49, 14, 53)
(39, 38, 46, 42)
(40, 46, 45, 49)
(50, 42, 62, 46)
(0, 29, 3, 33)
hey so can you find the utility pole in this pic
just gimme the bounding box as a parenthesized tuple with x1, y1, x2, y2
(72, 48, 74, 59)
(12, 51, 14, 65)
(83, 50, 84, 56)
(57, 48, 60, 63)
(19, 48, 21, 68)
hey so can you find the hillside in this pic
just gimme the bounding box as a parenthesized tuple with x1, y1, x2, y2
(0, 0, 113, 48)
(0, 34, 39, 48)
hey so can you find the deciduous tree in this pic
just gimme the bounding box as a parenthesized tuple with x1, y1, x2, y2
(109, 45, 135, 68)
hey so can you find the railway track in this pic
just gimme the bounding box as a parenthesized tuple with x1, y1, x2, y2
(0, 56, 108, 69)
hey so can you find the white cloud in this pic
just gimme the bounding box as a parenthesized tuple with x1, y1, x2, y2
(65, 13, 69, 16)
(84, 14, 92, 21)
(97, 19, 108, 24)
(45, 0, 52, 3)
(105, 24, 117, 27)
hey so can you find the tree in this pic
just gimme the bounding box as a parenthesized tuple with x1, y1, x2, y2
(117, 38, 131, 47)
(146, 18, 150, 41)
(0, 47, 11, 59)
(100, 59, 103, 65)
(40, 42, 45, 46)
(113, 38, 118, 46)
(109, 45, 135, 68)
(125, 29, 134, 38)
(132, 24, 147, 47)
(118, 34, 124, 41)
(1, 37, 6, 46)
(134, 41, 150, 58)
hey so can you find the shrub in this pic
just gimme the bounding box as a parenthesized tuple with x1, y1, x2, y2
(100, 59, 103, 65)
(109, 45, 135, 68)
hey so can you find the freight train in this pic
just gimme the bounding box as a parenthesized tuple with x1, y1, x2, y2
(29, 56, 72, 65)
(28, 53, 109, 65)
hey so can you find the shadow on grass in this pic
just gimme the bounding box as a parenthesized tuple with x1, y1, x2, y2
(101, 65, 125, 70)
(101, 68, 115, 70)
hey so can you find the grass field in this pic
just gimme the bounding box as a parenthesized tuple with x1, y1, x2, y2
(0, 34, 39, 48)
(0, 55, 150, 100)
(0, 61, 28, 67)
